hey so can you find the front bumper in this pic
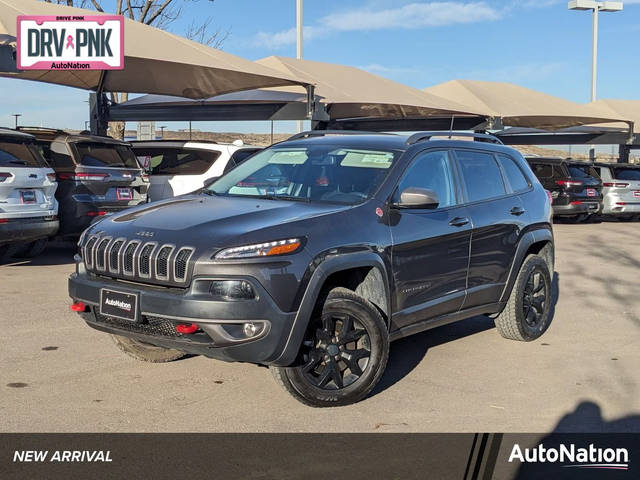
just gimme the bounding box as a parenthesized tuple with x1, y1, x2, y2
(68, 263, 297, 365)
(0, 217, 59, 245)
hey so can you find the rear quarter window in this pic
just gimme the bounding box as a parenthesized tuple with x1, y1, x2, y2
(134, 147, 221, 175)
(0, 139, 48, 168)
(497, 154, 530, 192)
(529, 163, 553, 178)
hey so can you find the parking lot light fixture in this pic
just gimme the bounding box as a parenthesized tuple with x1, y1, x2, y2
(568, 1, 623, 102)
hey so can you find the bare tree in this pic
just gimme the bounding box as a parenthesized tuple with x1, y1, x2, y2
(42, 0, 227, 139)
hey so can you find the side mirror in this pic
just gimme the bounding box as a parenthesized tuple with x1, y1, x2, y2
(393, 187, 439, 209)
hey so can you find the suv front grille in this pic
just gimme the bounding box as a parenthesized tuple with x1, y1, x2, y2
(83, 235, 194, 285)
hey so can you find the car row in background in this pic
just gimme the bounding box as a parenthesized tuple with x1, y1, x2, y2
(130, 139, 260, 202)
(0, 128, 59, 260)
(525, 156, 640, 222)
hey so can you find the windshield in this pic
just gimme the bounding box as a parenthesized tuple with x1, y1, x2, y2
(75, 142, 140, 169)
(206, 144, 399, 205)
(568, 165, 599, 179)
(613, 168, 640, 181)
(0, 139, 48, 168)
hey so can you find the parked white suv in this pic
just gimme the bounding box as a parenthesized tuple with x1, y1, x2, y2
(131, 140, 261, 202)
(0, 128, 59, 260)
(593, 162, 640, 221)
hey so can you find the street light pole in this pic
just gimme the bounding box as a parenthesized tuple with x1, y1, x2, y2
(568, 1, 623, 102)
(12, 113, 21, 128)
(296, 0, 303, 133)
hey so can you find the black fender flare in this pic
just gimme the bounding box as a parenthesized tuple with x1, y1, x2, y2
(499, 226, 554, 304)
(272, 251, 390, 366)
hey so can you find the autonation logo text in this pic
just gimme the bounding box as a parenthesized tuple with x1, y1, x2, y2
(509, 443, 629, 471)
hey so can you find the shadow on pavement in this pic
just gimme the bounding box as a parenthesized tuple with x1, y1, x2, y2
(371, 271, 561, 398)
(2, 240, 77, 267)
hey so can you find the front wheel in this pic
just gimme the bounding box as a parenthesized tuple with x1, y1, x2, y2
(272, 287, 389, 407)
(494, 254, 552, 341)
(110, 334, 187, 363)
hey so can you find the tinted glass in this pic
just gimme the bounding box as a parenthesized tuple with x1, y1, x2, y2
(455, 150, 506, 202)
(0, 139, 48, 168)
(613, 168, 640, 181)
(134, 147, 221, 175)
(224, 148, 261, 174)
(497, 154, 530, 192)
(208, 145, 398, 205)
(568, 165, 599, 179)
(530, 163, 553, 178)
(395, 150, 456, 208)
(75, 142, 139, 168)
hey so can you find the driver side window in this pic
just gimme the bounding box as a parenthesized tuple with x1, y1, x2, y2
(395, 150, 456, 208)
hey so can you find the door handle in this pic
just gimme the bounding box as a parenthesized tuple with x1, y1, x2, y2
(510, 207, 526, 216)
(449, 216, 469, 227)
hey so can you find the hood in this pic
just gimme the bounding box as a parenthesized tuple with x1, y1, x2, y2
(88, 194, 351, 247)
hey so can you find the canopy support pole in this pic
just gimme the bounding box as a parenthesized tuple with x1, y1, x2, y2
(305, 85, 315, 120)
(90, 71, 109, 136)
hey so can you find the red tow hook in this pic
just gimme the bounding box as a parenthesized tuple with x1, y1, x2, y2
(176, 323, 198, 334)
(70, 301, 87, 312)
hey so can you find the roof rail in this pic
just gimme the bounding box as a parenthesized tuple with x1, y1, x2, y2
(406, 131, 503, 145)
(16, 126, 67, 134)
(287, 130, 392, 141)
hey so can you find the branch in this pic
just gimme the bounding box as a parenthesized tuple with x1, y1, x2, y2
(139, 0, 153, 23)
(89, 0, 104, 12)
(115, 0, 123, 15)
(144, 0, 174, 25)
(125, 0, 135, 19)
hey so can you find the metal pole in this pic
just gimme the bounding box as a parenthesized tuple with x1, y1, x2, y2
(270, 120, 274, 145)
(591, 6, 599, 102)
(296, 0, 304, 133)
(12, 114, 21, 128)
(189, 121, 192, 140)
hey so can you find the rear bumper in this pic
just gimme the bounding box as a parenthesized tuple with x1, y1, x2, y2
(601, 196, 640, 215)
(58, 199, 146, 236)
(68, 264, 298, 366)
(552, 201, 600, 216)
(0, 217, 59, 245)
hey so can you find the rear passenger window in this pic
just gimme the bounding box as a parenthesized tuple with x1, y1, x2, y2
(395, 150, 456, 208)
(455, 150, 506, 202)
(497, 154, 530, 192)
(531, 163, 553, 178)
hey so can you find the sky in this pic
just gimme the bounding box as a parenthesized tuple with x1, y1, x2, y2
(1, 0, 639, 134)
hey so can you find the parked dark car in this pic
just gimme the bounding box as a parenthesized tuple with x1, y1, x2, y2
(525, 157, 603, 222)
(69, 131, 554, 407)
(18, 127, 148, 237)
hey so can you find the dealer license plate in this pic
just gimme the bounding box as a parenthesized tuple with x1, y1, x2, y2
(20, 190, 36, 204)
(100, 288, 138, 322)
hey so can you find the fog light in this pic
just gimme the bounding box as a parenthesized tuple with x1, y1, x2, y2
(209, 280, 255, 301)
(243, 322, 258, 337)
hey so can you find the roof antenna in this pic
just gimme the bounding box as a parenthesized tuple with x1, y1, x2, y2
(449, 115, 455, 138)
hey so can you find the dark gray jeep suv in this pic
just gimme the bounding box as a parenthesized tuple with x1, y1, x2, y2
(69, 131, 554, 407)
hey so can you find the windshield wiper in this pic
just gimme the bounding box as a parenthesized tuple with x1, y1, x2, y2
(254, 194, 311, 202)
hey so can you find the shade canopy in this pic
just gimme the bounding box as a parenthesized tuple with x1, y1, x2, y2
(585, 100, 640, 134)
(424, 80, 628, 130)
(0, 0, 306, 98)
(109, 89, 318, 121)
(255, 56, 483, 119)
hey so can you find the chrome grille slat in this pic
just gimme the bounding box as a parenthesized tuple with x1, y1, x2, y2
(108, 239, 126, 273)
(174, 248, 194, 282)
(95, 237, 112, 271)
(83, 237, 194, 285)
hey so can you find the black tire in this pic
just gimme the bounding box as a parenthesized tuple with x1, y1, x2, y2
(272, 287, 389, 407)
(14, 238, 48, 258)
(494, 254, 552, 342)
(110, 334, 186, 363)
(0, 243, 20, 263)
(618, 216, 635, 222)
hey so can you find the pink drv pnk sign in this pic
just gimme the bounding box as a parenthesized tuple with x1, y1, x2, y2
(17, 15, 124, 70)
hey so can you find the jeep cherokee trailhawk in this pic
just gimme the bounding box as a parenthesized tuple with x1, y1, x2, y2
(69, 131, 555, 407)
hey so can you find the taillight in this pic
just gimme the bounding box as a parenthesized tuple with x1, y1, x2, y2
(616, 202, 627, 206)
(58, 172, 109, 181)
(544, 189, 553, 204)
(556, 180, 583, 188)
(570, 201, 582, 205)
(85, 211, 107, 217)
(46, 173, 57, 182)
(0, 218, 8, 224)
(0, 172, 13, 182)
(603, 182, 629, 188)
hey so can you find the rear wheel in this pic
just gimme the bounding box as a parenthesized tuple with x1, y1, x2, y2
(14, 238, 48, 258)
(0, 243, 20, 263)
(272, 287, 389, 407)
(618, 216, 635, 222)
(110, 334, 187, 363)
(495, 254, 552, 341)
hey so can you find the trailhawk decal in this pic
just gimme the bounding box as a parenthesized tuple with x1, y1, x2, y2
(17, 15, 124, 70)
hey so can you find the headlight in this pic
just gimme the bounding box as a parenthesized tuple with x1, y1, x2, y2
(214, 238, 303, 259)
